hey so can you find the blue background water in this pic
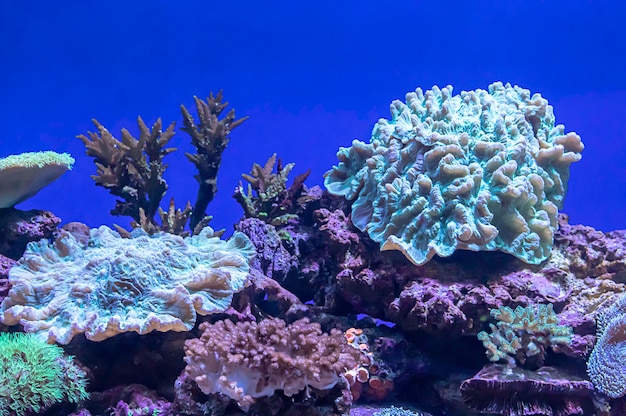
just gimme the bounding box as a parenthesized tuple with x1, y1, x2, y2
(1, 1, 625, 234)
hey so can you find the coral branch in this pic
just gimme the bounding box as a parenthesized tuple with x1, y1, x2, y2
(78, 117, 176, 223)
(181, 91, 249, 230)
(234, 153, 311, 226)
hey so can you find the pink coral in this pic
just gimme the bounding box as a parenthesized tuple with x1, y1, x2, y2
(182, 317, 359, 410)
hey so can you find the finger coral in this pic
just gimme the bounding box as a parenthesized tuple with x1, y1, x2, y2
(324, 82, 584, 265)
(478, 304, 572, 367)
(181, 317, 360, 410)
(0, 225, 254, 344)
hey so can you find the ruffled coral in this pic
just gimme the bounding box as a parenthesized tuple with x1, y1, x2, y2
(325, 82, 583, 265)
(182, 317, 360, 410)
(0, 225, 254, 344)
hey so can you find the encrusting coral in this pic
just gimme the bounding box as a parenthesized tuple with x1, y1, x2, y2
(324, 82, 584, 265)
(0, 151, 74, 209)
(181, 317, 361, 410)
(78, 91, 247, 236)
(0, 225, 254, 344)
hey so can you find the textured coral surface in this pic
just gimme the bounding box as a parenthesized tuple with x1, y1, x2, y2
(325, 82, 584, 265)
(1, 225, 254, 344)
(182, 317, 359, 410)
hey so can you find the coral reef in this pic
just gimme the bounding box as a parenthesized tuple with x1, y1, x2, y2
(181, 92, 249, 230)
(477, 304, 572, 367)
(181, 317, 360, 410)
(1, 225, 254, 344)
(325, 82, 584, 265)
(2, 83, 624, 416)
(0, 151, 74, 209)
(0, 332, 88, 415)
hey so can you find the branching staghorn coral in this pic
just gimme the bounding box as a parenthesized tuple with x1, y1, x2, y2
(79, 91, 247, 235)
(0, 225, 254, 344)
(325, 82, 584, 265)
(182, 92, 249, 230)
(233, 153, 311, 226)
(182, 317, 360, 410)
(78, 117, 176, 224)
(478, 303, 572, 367)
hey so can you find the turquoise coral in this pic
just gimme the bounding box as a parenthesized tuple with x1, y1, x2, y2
(0, 332, 88, 415)
(324, 82, 584, 265)
(0, 225, 254, 344)
(477, 304, 572, 366)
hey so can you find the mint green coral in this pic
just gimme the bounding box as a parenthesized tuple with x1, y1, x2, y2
(477, 303, 572, 366)
(324, 82, 584, 265)
(0, 332, 88, 416)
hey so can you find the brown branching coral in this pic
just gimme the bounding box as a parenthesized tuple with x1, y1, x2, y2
(79, 91, 247, 235)
(181, 92, 249, 230)
(234, 153, 311, 226)
(181, 317, 360, 410)
(78, 117, 176, 223)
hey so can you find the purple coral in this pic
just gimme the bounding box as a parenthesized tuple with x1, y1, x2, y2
(0, 208, 60, 259)
(461, 364, 595, 416)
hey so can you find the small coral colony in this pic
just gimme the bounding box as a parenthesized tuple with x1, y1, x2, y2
(0, 82, 624, 416)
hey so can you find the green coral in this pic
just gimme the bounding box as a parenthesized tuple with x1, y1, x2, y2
(234, 153, 311, 226)
(324, 82, 584, 265)
(477, 303, 572, 367)
(0, 332, 88, 415)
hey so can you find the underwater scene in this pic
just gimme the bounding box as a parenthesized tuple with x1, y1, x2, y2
(1, 1, 626, 415)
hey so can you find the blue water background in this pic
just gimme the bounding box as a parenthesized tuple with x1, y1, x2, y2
(1, 1, 625, 234)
